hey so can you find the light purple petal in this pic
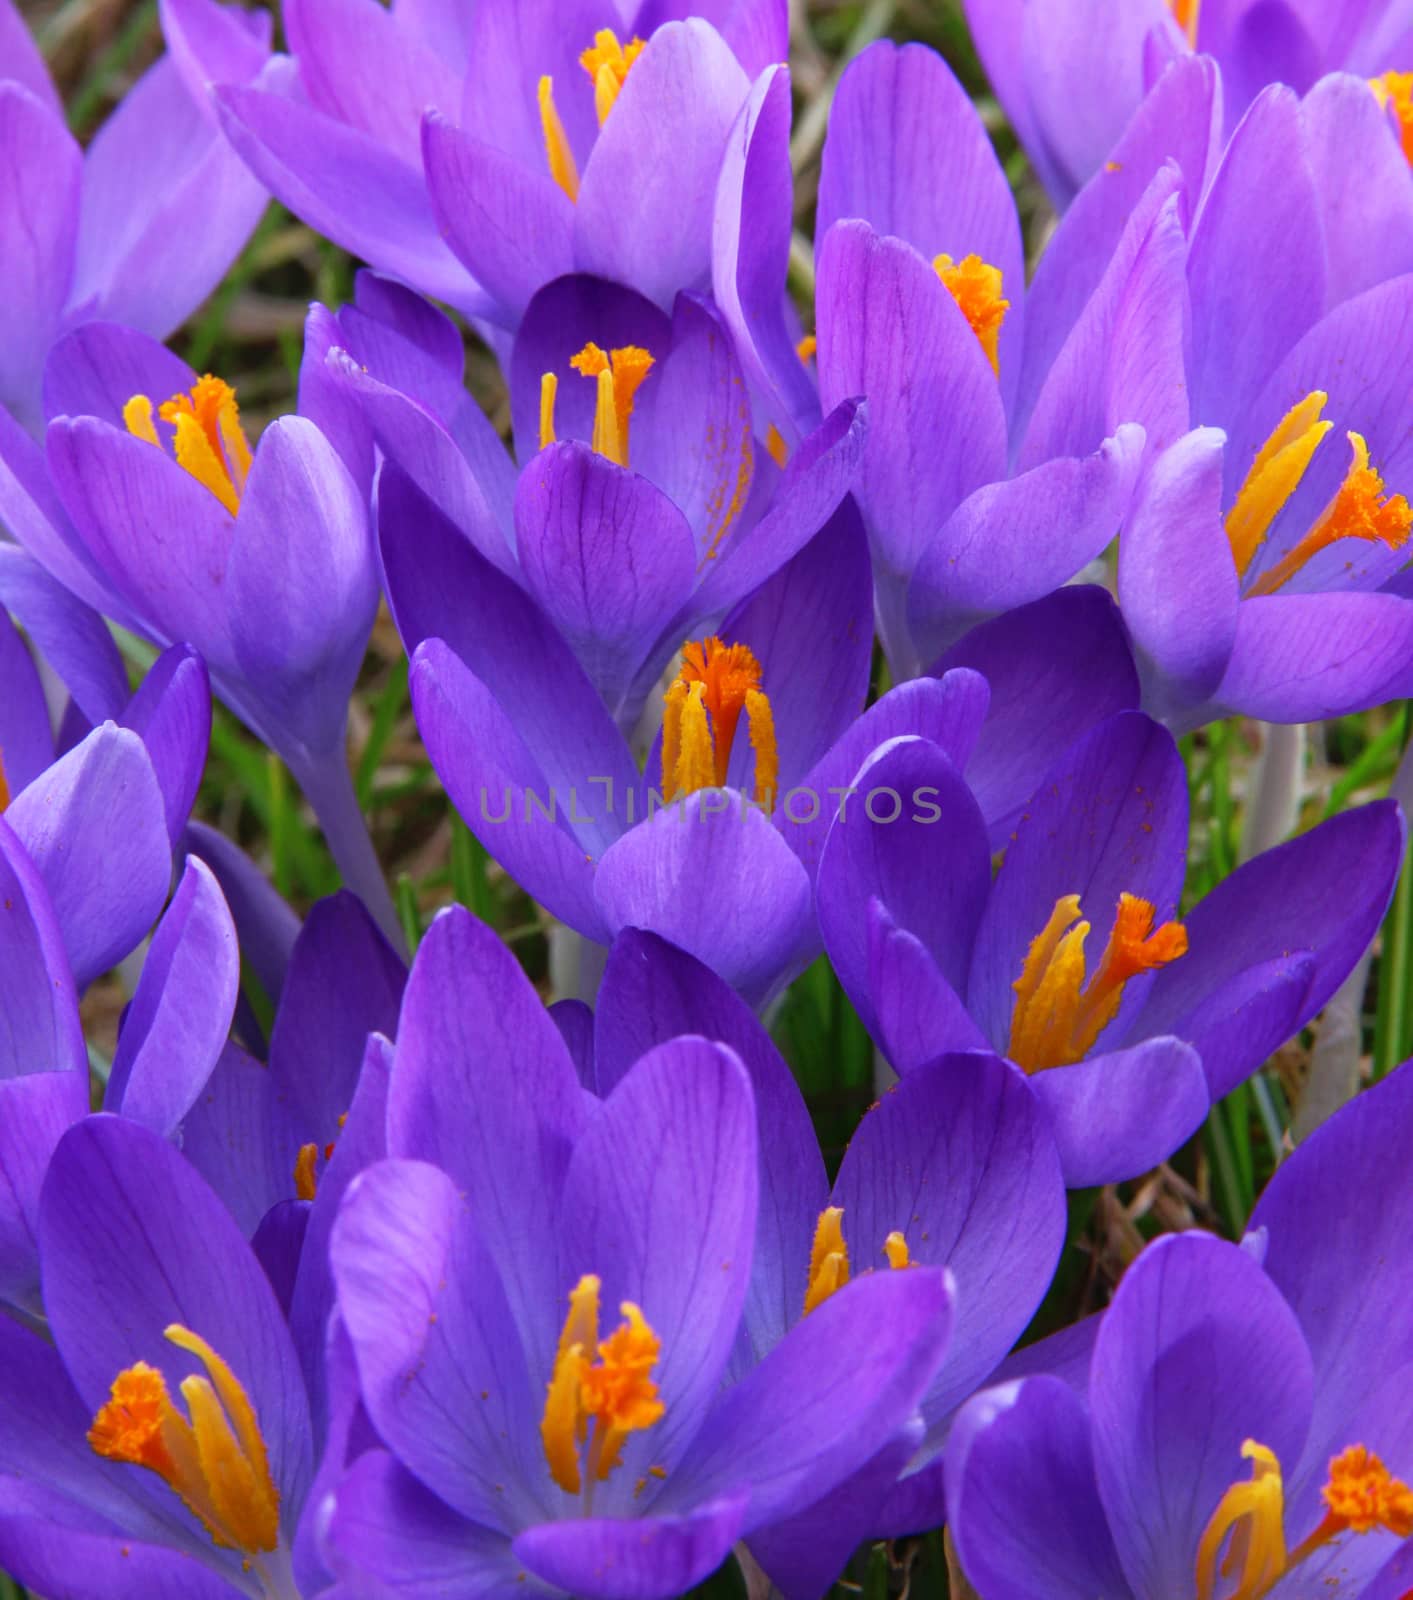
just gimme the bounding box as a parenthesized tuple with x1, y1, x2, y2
(118, 642, 212, 844)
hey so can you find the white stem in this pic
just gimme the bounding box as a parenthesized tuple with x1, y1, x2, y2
(1293, 951, 1373, 1143)
(1239, 723, 1306, 862)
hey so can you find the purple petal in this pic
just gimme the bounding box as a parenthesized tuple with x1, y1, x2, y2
(332, 1156, 546, 1528)
(387, 905, 586, 1362)
(575, 21, 750, 310)
(0, 0, 61, 117)
(931, 585, 1141, 845)
(0, 606, 52, 792)
(1028, 1035, 1209, 1187)
(908, 425, 1143, 656)
(1118, 427, 1238, 720)
(39, 1115, 314, 1520)
(157, 0, 272, 108)
(636, 0, 787, 76)
(967, 711, 1188, 1050)
(660, 1267, 953, 1531)
(250, 1200, 309, 1318)
(0, 1513, 240, 1600)
(0, 543, 130, 724)
(42, 320, 196, 431)
(106, 858, 237, 1135)
(118, 643, 212, 845)
(594, 929, 827, 1359)
(514, 442, 696, 711)
(514, 1495, 749, 1600)
(177, 1041, 289, 1236)
(422, 111, 574, 325)
(0, 816, 84, 1084)
(559, 1039, 757, 1489)
(946, 1377, 1128, 1600)
(0, 85, 80, 431)
(593, 793, 814, 1006)
(6, 723, 171, 989)
(180, 820, 299, 1010)
(832, 1051, 1065, 1426)
(1089, 1231, 1313, 1597)
(816, 220, 1006, 581)
(0, 1071, 85, 1313)
(863, 907, 990, 1072)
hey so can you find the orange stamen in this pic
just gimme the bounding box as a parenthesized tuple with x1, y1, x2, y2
(933, 253, 1009, 375)
(123, 375, 252, 516)
(567, 341, 655, 467)
(579, 29, 645, 124)
(660, 637, 777, 808)
(1371, 71, 1413, 166)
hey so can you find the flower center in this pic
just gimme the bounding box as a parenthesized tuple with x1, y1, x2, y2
(123, 375, 252, 516)
(292, 1113, 347, 1201)
(538, 28, 646, 202)
(1371, 72, 1413, 166)
(539, 340, 655, 470)
(1197, 1440, 1413, 1600)
(933, 254, 1009, 376)
(801, 1206, 911, 1315)
(88, 1325, 279, 1556)
(660, 636, 778, 808)
(540, 1274, 664, 1498)
(1225, 390, 1411, 597)
(1007, 892, 1188, 1073)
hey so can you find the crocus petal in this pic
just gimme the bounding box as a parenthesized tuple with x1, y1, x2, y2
(816, 220, 1007, 583)
(180, 820, 299, 1010)
(176, 1041, 288, 1237)
(594, 928, 827, 1361)
(514, 1495, 750, 1600)
(0, 1071, 86, 1313)
(0, 1514, 240, 1600)
(157, 0, 272, 110)
(387, 904, 586, 1363)
(908, 425, 1143, 657)
(42, 321, 197, 431)
(422, 111, 575, 325)
(967, 711, 1189, 1050)
(946, 1377, 1129, 1600)
(0, 606, 52, 791)
(0, 543, 130, 724)
(1090, 1231, 1313, 1598)
(833, 1050, 1065, 1427)
(594, 793, 814, 1006)
(250, 1200, 309, 1318)
(118, 643, 212, 845)
(214, 66, 484, 314)
(864, 904, 990, 1072)
(1252, 1063, 1413, 1528)
(816, 737, 991, 1030)
(1027, 1035, 1210, 1187)
(930, 586, 1141, 845)
(659, 1266, 953, 1531)
(637, 0, 788, 76)
(324, 1449, 547, 1598)
(558, 1039, 757, 1494)
(1118, 427, 1238, 721)
(1135, 800, 1403, 1096)
(0, 85, 80, 431)
(332, 1156, 547, 1529)
(39, 1115, 314, 1520)
(1187, 87, 1326, 437)
(6, 724, 171, 989)
(575, 21, 750, 311)
(780, 671, 990, 885)
(105, 858, 237, 1136)
(0, 0, 61, 117)
(514, 441, 696, 712)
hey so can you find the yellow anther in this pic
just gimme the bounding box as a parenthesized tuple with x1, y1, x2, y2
(882, 1232, 911, 1269)
(1371, 71, 1413, 165)
(539, 372, 558, 452)
(567, 341, 655, 468)
(1246, 431, 1412, 598)
(796, 333, 817, 364)
(293, 1143, 319, 1202)
(538, 75, 580, 202)
(540, 1275, 664, 1497)
(803, 1207, 850, 1314)
(765, 423, 789, 469)
(933, 253, 1009, 376)
(124, 375, 252, 516)
(1007, 892, 1188, 1073)
(89, 1326, 279, 1555)
(0, 751, 8, 812)
(660, 637, 777, 808)
(579, 29, 645, 125)
(1198, 1439, 1413, 1600)
(1169, 0, 1201, 47)
(1226, 391, 1332, 577)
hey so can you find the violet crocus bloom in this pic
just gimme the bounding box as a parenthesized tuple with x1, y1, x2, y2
(205, 0, 784, 327)
(809, 41, 1148, 675)
(965, 0, 1413, 205)
(0, 0, 269, 433)
(321, 906, 953, 1599)
(816, 708, 1404, 1186)
(592, 927, 1067, 1559)
(0, 319, 398, 944)
(0, 1114, 336, 1600)
(945, 1060, 1413, 1597)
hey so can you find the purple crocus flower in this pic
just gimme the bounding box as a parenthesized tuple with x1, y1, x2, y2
(945, 1060, 1413, 1596)
(205, 0, 784, 328)
(965, 0, 1413, 206)
(815, 707, 1403, 1186)
(0, 0, 269, 433)
(0, 1113, 332, 1599)
(809, 41, 1148, 675)
(593, 927, 1067, 1563)
(0, 318, 398, 943)
(321, 905, 953, 1599)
